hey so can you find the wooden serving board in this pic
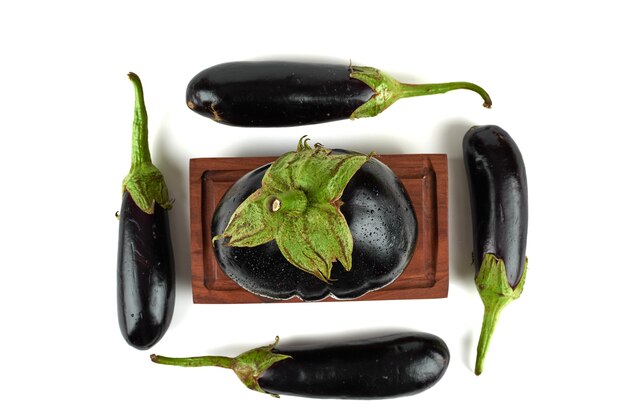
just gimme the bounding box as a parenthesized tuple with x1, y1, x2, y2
(190, 154, 448, 303)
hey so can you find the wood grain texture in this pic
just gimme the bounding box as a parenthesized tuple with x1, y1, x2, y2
(189, 154, 448, 304)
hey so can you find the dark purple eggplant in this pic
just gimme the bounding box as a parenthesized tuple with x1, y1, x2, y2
(211, 141, 417, 301)
(463, 125, 528, 375)
(117, 73, 175, 350)
(186, 61, 492, 127)
(150, 332, 450, 399)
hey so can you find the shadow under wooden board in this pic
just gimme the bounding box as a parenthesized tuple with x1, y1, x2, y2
(190, 154, 448, 304)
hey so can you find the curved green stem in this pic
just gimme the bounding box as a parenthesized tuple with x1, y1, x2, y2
(150, 354, 234, 368)
(397, 81, 492, 107)
(349, 66, 492, 120)
(122, 72, 171, 213)
(128, 72, 151, 166)
(474, 254, 527, 376)
(475, 296, 509, 376)
(150, 337, 292, 396)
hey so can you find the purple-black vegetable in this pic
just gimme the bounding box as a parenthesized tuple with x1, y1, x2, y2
(463, 125, 528, 375)
(150, 332, 450, 399)
(186, 61, 492, 127)
(211, 140, 417, 301)
(117, 73, 175, 350)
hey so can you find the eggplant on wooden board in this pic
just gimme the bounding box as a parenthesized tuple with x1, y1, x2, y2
(463, 125, 528, 375)
(186, 61, 492, 127)
(117, 73, 175, 350)
(211, 138, 417, 301)
(151, 332, 450, 399)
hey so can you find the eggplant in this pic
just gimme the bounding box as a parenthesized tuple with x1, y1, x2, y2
(117, 73, 175, 350)
(150, 332, 450, 399)
(463, 125, 528, 375)
(211, 139, 417, 301)
(186, 61, 492, 127)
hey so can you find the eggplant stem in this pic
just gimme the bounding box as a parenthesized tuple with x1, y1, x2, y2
(150, 353, 234, 368)
(122, 73, 171, 213)
(473, 254, 527, 376)
(398, 81, 492, 108)
(128, 72, 151, 167)
(474, 297, 509, 376)
(349, 66, 492, 120)
(150, 337, 291, 396)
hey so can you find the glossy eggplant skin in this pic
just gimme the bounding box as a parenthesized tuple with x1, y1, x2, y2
(186, 61, 374, 127)
(258, 333, 450, 399)
(117, 191, 175, 350)
(212, 151, 417, 301)
(463, 125, 528, 287)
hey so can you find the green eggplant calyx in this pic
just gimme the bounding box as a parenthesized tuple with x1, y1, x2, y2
(213, 137, 372, 283)
(122, 72, 172, 214)
(474, 253, 527, 376)
(232, 336, 292, 397)
(349, 65, 492, 120)
(349, 66, 402, 120)
(150, 337, 291, 398)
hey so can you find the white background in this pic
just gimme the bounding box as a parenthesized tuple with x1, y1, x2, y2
(1, 0, 625, 416)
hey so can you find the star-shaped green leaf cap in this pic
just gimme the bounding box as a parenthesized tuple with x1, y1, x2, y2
(213, 137, 373, 283)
